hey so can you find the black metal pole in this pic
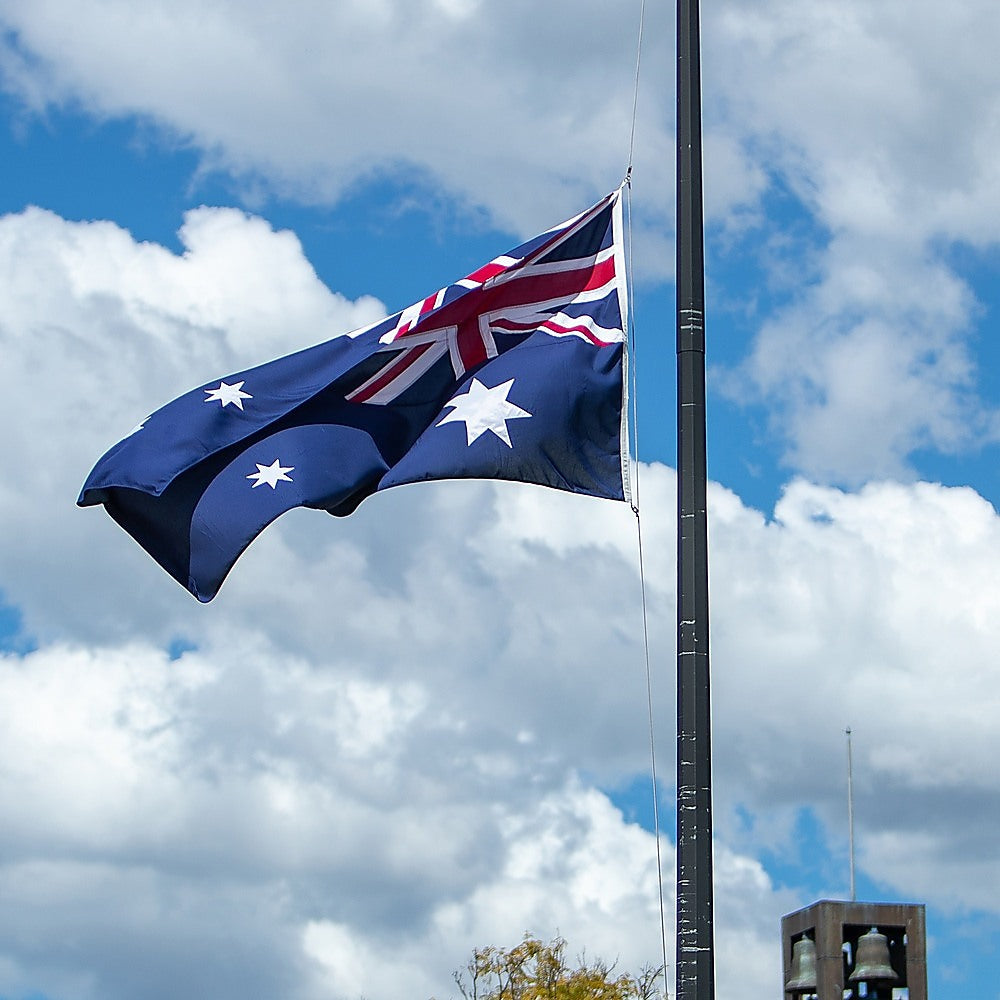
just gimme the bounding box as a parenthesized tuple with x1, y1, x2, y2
(675, 0, 714, 995)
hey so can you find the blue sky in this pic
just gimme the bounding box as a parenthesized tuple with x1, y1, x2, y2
(2, 2, 1000, 998)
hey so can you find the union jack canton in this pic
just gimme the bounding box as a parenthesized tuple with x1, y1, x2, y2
(346, 194, 626, 404)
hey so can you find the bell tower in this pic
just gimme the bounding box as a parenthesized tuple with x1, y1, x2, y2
(780, 900, 927, 1000)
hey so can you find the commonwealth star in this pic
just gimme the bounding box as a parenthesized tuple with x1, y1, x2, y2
(436, 377, 532, 447)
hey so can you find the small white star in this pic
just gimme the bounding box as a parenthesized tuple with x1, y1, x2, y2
(205, 380, 253, 410)
(247, 459, 294, 489)
(436, 377, 532, 447)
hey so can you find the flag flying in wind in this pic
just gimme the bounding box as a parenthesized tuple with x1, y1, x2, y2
(79, 189, 630, 601)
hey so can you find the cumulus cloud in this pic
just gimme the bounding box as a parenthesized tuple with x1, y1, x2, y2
(4, 0, 1000, 978)
(707, 476, 1000, 913)
(0, 206, 681, 997)
(0, 204, 383, 641)
(730, 240, 980, 482)
(703, 0, 1000, 481)
(7, 0, 1000, 481)
(0, 640, 785, 1000)
(3, 203, 1000, 996)
(708, 0, 1000, 248)
(0, 0, 674, 236)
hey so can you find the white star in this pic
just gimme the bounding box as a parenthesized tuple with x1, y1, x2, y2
(205, 380, 253, 410)
(246, 459, 294, 489)
(436, 377, 532, 447)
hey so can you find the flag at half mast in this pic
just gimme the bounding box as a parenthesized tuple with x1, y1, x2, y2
(79, 189, 630, 602)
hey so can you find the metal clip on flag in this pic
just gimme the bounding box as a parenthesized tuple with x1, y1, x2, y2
(79, 190, 630, 601)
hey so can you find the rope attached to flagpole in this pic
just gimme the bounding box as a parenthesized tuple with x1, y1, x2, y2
(625, 180, 670, 1000)
(626, 0, 647, 180)
(623, 2, 671, 997)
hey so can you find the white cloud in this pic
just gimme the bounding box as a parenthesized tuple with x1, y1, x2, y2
(302, 786, 792, 1000)
(0, 205, 383, 641)
(730, 239, 980, 482)
(3, 163, 1000, 996)
(7, 0, 1000, 480)
(702, 0, 1000, 481)
(0, 637, 787, 1000)
(707, 476, 1000, 905)
(2, 0, 1000, 990)
(0, 205, 687, 997)
(0, 0, 672, 235)
(304, 783, 669, 1000)
(707, 0, 1000, 247)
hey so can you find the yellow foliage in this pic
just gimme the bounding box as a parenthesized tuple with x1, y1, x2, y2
(450, 934, 663, 1000)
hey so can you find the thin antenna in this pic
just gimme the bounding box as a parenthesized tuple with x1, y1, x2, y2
(846, 727, 856, 901)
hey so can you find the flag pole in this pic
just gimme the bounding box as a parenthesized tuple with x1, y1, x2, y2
(675, 0, 715, 994)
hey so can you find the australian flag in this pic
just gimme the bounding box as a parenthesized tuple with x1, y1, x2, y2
(79, 189, 630, 601)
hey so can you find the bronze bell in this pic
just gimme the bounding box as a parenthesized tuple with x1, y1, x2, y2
(849, 927, 898, 983)
(786, 934, 818, 993)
